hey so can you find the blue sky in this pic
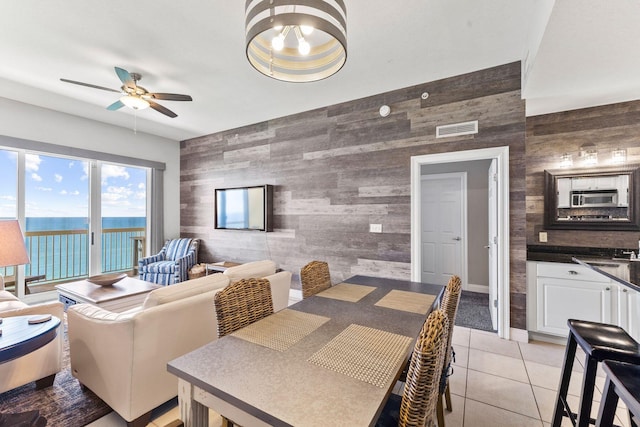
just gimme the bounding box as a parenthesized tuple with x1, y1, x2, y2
(0, 149, 146, 218)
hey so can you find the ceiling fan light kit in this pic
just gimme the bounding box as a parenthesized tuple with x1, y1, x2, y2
(245, 0, 347, 82)
(60, 67, 192, 118)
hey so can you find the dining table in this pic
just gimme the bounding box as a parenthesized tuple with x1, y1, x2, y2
(167, 274, 444, 427)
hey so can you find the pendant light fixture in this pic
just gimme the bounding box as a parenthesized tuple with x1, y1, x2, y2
(245, 0, 347, 82)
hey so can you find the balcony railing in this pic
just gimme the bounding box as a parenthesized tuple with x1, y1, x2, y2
(0, 227, 145, 294)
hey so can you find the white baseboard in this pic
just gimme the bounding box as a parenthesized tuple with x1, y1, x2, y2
(509, 328, 529, 343)
(465, 283, 489, 293)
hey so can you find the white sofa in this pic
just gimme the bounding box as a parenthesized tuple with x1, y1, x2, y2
(67, 260, 291, 427)
(222, 259, 291, 312)
(0, 282, 64, 393)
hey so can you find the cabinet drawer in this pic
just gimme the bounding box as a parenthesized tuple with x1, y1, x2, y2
(536, 262, 610, 283)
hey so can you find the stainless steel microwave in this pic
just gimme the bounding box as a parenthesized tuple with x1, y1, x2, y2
(571, 190, 618, 207)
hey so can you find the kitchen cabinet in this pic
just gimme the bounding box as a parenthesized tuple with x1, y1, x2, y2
(570, 175, 619, 190)
(617, 285, 640, 342)
(528, 261, 614, 337)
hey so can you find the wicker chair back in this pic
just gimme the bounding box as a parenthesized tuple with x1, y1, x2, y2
(214, 277, 274, 338)
(300, 261, 331, 299)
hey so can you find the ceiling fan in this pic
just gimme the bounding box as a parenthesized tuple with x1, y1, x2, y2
(60, 67, 192, 118)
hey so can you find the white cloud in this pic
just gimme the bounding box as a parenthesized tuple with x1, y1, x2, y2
(81, 163, 89, 181)
(25, 154, 41, 172)
(71, 190, 80, 196)
(135, 191, 146, 199)
(103, 185, 134, 201)
(69, 161, 74, 168)
(35, 186, 52, 192)
(60, 190, 68, 195)
(31, 172, 42, 182)
(0, 195, 16, 201)
(138, 182, 145, 190)
(102, 165, 130, 185)
(54, 173, 63, 183)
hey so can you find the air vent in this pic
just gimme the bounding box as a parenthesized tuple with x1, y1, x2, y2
(436, 120, 478, 138)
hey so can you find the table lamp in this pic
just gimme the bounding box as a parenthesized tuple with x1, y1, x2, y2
(0, 220, 30, 290)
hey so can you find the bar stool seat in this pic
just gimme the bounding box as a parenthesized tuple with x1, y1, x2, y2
(552, 319, 640, 427)
(595, 361, 640, 427)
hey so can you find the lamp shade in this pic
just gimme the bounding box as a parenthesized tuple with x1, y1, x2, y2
(245, 0, 347, 82)
(0, 220, 30, 268)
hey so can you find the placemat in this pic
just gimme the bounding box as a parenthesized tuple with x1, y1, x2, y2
(232, 309, 330, 352)
(374, 290, 436, 314)
(315, 283, 376, 302)
(307, 324, 412, 388)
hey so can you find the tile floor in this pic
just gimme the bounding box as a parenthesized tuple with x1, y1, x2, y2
(87, 326, 633, 427)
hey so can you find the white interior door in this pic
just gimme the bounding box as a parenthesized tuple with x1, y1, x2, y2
(488, 159, 498, 330)
(420, 173, 466, 286)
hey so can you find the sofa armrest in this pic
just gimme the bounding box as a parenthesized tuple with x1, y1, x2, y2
(264, 271, 292, 312)
(0, 300, 64, 320)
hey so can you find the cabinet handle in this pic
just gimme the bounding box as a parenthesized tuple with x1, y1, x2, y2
(623, 289, 628, 293)
(605, 287, 611, 291)
(568, 270, 578, 275)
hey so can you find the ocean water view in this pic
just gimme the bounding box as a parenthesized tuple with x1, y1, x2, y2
(1, 216, 146, 283)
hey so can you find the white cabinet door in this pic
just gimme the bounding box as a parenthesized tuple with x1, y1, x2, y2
(537, 276, 613, 336)
(619, 286, 640, 342)
(557, 178, 571, 208)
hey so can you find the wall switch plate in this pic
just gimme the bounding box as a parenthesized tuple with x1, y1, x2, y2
(539, 231, 548, 243)
(369, 224, 382, 233)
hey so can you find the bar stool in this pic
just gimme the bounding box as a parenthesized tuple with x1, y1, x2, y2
(595, 361, 640, 427)
(551, 319, 640, 427)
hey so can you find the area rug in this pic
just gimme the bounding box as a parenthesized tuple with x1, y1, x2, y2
(0, 319, 112, 426)
(455, 290, 496, 332)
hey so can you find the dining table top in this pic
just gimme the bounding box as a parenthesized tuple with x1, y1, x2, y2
(167, 274, 444, 427)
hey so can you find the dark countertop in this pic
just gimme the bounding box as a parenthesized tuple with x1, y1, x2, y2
(527, 245, 640, 292)
(572, 257, 640, 293)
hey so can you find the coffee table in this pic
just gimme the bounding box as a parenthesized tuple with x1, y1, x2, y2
(205, 261, 241, 274)
(56, 276, 161, 313)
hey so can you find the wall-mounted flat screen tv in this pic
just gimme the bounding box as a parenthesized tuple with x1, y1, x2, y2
(214, 185, 273, 231)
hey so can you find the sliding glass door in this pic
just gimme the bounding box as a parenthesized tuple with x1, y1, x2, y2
(24, 153, 90, 294)
(1, 148, 151, 298)
(98, 163, 147, 275)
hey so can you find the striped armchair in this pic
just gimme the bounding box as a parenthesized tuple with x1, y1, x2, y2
(138, 238, 199, 285)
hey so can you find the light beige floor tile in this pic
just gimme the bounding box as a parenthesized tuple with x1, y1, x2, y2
(442, 393, 464, 427)
(524, 360, 587, 398)
(452, 344, 469, 368)
(452, 325, 471, 347)
(468, 348, 529, 383)
(448, 365, 467, 397)
(469, 330, 522, 359)
(463, 398, 543, 427)
(533, 385, 601, 424)
(519, 340, 568, 368)
(85, 411, 126, 427)
(466, 369, 539, 419)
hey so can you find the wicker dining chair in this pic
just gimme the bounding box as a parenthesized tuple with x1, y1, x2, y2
(436, 275, 462, 427)
(300, 260, 331, 298)
(214, 277, 274, 338)
(376, 309, 450, 427)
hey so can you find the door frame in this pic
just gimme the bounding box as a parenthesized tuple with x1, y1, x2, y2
(420, 172, 468, 289)
(411, 146, 511, 339)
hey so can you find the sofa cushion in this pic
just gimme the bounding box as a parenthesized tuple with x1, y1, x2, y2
(142, 273, 229, 309)
(0, 299, 30, 312)
(0, 290, 21, 303)
(223, 260, 276, 283)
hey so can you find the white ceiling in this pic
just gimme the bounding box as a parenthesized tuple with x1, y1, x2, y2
(1, 1, 639, 142)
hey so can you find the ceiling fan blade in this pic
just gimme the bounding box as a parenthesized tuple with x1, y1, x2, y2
(149, 100, 177, 118)
(60, 78, 121, 93)
(114, 67, 135, 89)
(107, 100, 125, 111)
(148, 93, 193, 101)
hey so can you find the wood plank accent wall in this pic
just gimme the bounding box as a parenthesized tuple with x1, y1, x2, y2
(526, 100, 640, 249)
(180, 62, 528, 329)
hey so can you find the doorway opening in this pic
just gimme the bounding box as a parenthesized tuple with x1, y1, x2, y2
(411, 146, 510, 339)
